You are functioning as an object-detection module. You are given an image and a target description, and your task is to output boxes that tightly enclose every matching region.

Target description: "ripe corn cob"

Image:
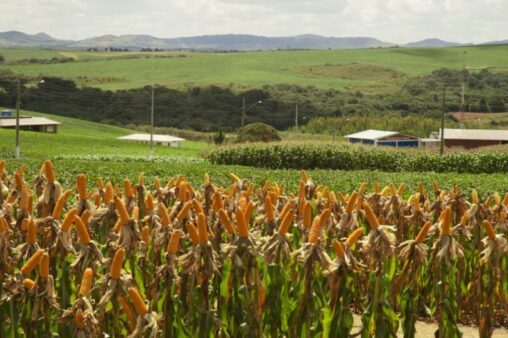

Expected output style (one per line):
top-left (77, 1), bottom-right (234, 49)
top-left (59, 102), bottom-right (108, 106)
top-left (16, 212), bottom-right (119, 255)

top-left (21, 249), bottom-right (44, 276)
top-left (363, 203), bottom-right (379, 230)
top-left (75, 215), bottom-right (91, 244)
top-left (44, 160), bottom-right (55, 184)
top-left (197, 213), bottom-right (208, 244)
top-left (128, 287), bottom-right (148, 316)
top-left (278, 210), bottom-right (294, 236)
top-left (77, 174), bottom-right (87, 200)
top-left (346, 228), bottom-right (364, 247)
top-left (415, 221), bottom-right (432, 243)
top-left (218, 209), bottom-right (235, 234)
top-left (186, 222), bottom-right (200, 245)
top-left (166, 231), bottom-right (181, 255)
top-left (39, 252), bottom-right (50, 278)
top-left (52, 190), bottom-right (72, 220)
top-left (332, 239), bottom-right (345, 259)
top-left (110, 248), bottom-right (125, 280)
top-left (235, 209), bottom-right (249, 238)
top-left (79, 268), bottom-right (93, 296)
top-left (176, 201), bottom-right (192, 223)
top-left (483, 220), bottom-right (496, 241)
top-left (345, 192), bottom-right (358, 214)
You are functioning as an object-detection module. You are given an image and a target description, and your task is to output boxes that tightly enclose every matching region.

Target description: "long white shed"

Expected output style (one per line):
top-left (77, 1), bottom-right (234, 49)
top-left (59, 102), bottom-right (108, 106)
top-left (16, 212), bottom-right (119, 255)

top-left (118, 133), bottom-right (185, 147)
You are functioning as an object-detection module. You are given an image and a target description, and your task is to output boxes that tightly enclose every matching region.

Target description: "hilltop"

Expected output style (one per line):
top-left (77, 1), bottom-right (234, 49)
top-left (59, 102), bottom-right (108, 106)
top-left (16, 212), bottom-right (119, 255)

top-left (1, 31), bottom-right (506, 50)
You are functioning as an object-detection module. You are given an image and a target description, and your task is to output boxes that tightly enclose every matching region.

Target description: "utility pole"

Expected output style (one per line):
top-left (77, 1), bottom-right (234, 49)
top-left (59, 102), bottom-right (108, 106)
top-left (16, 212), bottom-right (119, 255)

top-left (241, 97), bottom-right (246, 128)
top-left (150, 85), bottom-right (154, 157)
top-left (460, 51), bottom-right (466, 123)
top-left (440, 86), bottom-right (446, 156)
top-left (15, 78), bottom-right (21, 159)
top-left (295, 103), bottom-right (299, 131)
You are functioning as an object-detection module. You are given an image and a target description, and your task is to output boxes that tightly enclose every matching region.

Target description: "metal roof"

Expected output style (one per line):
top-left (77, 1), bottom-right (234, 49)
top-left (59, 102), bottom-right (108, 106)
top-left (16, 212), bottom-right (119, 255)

top-left (440, 128), bottom-right (508, 141)
top-left (118, 133), bottom-right (185, 142)
top-left (344, 129), bottom-right (400, 140)
top-left (0, 116), bottom-right (61, 127)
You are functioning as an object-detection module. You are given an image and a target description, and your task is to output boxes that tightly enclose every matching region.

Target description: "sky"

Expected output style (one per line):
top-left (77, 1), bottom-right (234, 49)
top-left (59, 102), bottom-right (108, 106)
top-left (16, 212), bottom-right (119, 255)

top-left (0, 0), bottom-right (507, 43)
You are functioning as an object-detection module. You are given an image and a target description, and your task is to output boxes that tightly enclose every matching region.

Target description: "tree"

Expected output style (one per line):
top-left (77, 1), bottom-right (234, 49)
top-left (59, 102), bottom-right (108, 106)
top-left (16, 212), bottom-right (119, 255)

top-left (213, 128), bottom-right (225, 145)
top-left (0, 54), bottom-right (4, 63)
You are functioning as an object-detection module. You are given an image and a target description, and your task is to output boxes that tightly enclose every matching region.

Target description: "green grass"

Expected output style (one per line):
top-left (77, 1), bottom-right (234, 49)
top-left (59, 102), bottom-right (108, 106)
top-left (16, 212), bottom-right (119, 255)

top-left (2, 45), bottom-right (508, 91)
top-left (0, 107), bottom-right (208, 159)
top-left (0, 108), bottom-right (506, 196)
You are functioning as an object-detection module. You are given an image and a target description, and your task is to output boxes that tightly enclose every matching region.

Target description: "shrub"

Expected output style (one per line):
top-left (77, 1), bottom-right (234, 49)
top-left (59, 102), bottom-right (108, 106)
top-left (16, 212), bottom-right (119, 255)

top-left (237, 122), bottom-right (281, 143)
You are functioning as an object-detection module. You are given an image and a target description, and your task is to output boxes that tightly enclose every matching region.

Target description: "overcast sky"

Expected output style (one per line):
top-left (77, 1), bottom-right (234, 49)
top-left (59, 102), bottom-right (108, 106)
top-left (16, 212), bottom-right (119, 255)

top-left (1, 0), bottom-right (506, 43)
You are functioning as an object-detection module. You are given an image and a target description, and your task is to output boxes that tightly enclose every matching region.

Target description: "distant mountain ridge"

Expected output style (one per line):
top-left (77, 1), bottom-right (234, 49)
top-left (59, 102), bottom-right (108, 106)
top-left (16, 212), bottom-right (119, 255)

top-left (0, 31), bottom-right (506, 50)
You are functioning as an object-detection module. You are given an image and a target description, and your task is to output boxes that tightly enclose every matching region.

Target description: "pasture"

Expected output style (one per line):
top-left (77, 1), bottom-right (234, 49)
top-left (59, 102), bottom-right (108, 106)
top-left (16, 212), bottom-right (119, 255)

top-left (1, 45), bottom-right (508, 91)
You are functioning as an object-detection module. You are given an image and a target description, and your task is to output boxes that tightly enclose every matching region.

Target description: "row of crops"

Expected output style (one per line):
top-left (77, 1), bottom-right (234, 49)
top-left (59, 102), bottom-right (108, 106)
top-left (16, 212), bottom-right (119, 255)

top-left (0, 159), bottom-right (507, 337)
top-left (207, 143), bottom-right (508, 173)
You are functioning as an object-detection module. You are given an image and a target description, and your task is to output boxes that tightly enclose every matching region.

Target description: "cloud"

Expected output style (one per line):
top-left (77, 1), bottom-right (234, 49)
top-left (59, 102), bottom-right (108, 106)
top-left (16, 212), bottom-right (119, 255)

top-left (0, 0), bottom-right (506, 43)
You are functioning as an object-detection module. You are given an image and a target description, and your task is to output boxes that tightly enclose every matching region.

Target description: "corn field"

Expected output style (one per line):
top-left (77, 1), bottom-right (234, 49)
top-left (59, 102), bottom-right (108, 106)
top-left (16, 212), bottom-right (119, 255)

top-left (0, 159), bottom-right (507, 338)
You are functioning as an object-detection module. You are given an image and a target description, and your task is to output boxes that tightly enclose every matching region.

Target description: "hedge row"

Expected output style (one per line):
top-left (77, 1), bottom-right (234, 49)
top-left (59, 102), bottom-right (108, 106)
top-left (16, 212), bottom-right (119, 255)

top-left (206, 143), bottom-right (508, 173)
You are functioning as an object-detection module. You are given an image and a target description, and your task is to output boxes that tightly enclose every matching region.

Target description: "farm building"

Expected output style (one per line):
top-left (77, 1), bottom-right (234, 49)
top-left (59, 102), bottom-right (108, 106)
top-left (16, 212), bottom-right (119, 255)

top-left (118, 133), bottom-right (185, 147)
top-left (344, 129), bottom-right (420, 148)
top-left (440, 128), bottom-right (508, 149)
top-left (0, 110), bottom-right (60, 133)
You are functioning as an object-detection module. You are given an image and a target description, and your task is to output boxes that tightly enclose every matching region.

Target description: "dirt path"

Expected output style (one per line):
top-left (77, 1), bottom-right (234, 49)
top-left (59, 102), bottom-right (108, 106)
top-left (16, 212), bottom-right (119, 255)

top-left (351, 315), bottom-right (508, 337)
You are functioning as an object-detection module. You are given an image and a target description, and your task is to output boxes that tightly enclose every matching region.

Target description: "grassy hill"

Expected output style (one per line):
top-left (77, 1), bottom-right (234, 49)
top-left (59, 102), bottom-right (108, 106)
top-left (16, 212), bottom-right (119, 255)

top-left (1, 45), bottom-right (508, 91)
top-left (0, 107), bottom-right (207, 159)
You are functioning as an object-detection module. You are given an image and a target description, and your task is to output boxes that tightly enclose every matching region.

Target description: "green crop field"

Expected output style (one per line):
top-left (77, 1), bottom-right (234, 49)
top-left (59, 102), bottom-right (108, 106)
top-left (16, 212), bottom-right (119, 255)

top-left (1, 107), bottom-right (507, 195)
top-left (1, 44), bottom-right (508, 91)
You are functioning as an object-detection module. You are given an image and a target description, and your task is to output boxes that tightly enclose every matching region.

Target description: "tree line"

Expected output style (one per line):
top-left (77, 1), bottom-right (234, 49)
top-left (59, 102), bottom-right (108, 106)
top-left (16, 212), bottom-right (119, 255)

top-left (0, 68), bottom-right (506, 132)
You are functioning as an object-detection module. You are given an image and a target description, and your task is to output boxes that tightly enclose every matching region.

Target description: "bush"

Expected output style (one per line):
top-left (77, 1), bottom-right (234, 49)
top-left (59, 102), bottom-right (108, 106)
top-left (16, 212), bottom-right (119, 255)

top-left (237, 122), bottom-right (281, 143)
top-left (214, 128), bottom-right (225, 145)
top-left (206, 143), bottom-right (508, 173)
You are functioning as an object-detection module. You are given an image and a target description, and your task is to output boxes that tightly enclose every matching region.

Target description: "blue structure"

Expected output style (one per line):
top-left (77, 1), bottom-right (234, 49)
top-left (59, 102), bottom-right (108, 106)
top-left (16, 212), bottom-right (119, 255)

top-left (1, 110), bottom-right (13, 117)
top-left (345, 129), bottom-right (420, 148)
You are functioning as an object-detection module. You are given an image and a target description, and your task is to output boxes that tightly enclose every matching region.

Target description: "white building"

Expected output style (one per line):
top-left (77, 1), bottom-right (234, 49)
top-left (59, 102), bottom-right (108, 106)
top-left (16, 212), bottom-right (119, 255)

top-left (118, 133), bottom-right (185, 148)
